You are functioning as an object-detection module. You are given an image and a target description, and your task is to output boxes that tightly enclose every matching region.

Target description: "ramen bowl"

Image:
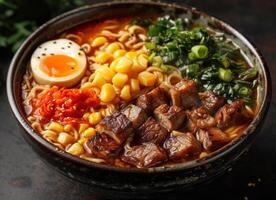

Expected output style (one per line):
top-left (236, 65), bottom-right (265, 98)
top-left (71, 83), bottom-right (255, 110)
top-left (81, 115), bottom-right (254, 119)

top-left (7, 0), bottom-right (271, 195)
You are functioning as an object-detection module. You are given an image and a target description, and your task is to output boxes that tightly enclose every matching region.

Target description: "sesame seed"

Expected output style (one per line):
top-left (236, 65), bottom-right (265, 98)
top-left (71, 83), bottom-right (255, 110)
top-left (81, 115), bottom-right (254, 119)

top-left (69, 42), bottom-right (72, 45)
top-left (37, 56), bottom-right (40, 59)
top-left (42, 53), bottom-right (46, 56)
top-left (53, 41), bottom-right (57, 44)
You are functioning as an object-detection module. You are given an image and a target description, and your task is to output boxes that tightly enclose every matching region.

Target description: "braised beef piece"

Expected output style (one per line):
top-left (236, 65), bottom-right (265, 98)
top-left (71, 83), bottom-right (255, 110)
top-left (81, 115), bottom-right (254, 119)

top-left (86, 112), bottom-right (134, 159)
top-left (96, 112), bottom-right (133, 143)
top-left (163, 132), bottom-right (201, 160)
top-left (187, 107), bottom-right (216, 131)
top-left (154, 104), bottom-right (186, 132)
top-left (215, 100), bottom-right (252, 129)
top-left (136, 87), bottom-right (168, 113)
top-left (122, 104), bottom-right (147, 128)
top-left (199, 91), bottom-right (225, 113)
top-left (122, 143), bottom-right (167, 168)
top-left (136, 117), bottom-right (168, 145)
top-left (85, 133), bottom-right (122, 159)
top-left (196, 127), bottom-right (230, 151)
top-left (169, 79), bottom-right (200, 109)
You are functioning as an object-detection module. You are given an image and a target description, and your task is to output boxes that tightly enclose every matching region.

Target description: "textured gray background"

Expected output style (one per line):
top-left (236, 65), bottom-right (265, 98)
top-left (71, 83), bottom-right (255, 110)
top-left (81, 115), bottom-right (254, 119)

top-left (1, 0), bottom-right (276, 199)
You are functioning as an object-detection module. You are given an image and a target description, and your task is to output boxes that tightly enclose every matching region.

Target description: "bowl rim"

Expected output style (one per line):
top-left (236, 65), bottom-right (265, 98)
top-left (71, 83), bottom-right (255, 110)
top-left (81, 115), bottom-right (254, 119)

top-left (6, 0), bottom-right (271, 174)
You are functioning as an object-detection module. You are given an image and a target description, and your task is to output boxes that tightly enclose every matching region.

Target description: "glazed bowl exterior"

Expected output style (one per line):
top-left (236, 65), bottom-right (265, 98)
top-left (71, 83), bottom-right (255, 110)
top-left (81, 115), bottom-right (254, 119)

top-left (7, 0), bottom-right (271, 194)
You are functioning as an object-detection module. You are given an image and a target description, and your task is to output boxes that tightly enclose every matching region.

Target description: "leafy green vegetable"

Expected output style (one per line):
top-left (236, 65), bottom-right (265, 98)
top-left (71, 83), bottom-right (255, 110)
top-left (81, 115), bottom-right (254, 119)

top-left (146, 16), bottom-right (259, 105)
top-left (0, 0), bottom-right (84, 52)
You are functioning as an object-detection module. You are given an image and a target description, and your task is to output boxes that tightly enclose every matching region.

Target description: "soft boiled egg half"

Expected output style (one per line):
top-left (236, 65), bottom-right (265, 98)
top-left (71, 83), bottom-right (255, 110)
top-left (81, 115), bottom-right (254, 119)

top-left (31, 39), bottom-right (87, 87)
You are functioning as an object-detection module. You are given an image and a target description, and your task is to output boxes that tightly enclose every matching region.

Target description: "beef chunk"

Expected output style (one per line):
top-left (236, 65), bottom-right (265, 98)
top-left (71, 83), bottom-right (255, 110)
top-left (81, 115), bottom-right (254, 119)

top-left (154, 104), bottom-right (186, 132)
top-left (85, 133), bottom-right (122, 159)
top-left (87, 112), bottom-right (134, 159)
top-left (136, 117), bottom-right (168, 145)
top-left (215, 100), bottom-right (252, 129)
top-left (169, 79), bottom-right (200, 109)
top-left (199, 91), bottom-right (225, 113)
top-left (122, 104), bottom-right (147, 128)
top-left (136, 87), bottom-right (168, 113)
top-left (96, 112), bottom-right (133, 144)
top-left (196, 128), bottom-right (230, 151)
top-left (187, 107), bottom-right (216, 131)
top-left (122, 143), bottom-right (167, 168)
top-left (163, 132), bottom-right (201, 160)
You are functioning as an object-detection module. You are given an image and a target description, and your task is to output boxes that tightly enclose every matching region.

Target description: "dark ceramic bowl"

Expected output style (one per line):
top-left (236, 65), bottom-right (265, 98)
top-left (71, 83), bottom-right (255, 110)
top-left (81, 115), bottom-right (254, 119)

top-left (7, 0), bottom-right (271, 195)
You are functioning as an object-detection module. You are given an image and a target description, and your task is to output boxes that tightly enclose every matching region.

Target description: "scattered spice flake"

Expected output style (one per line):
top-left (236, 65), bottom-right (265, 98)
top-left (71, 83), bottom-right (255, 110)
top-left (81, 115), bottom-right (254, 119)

top-left (257, 178), bottom-right (261, 182)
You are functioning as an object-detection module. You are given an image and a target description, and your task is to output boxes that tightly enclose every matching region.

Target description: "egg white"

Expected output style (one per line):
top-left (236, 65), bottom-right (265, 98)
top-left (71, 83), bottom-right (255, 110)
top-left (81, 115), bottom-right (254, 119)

top-left (30, 38), bottom-right (87, 87)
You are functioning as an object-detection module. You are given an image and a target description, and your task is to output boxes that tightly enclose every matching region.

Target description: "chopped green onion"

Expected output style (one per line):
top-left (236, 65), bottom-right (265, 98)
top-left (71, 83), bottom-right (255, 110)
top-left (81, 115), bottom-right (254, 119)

top-left (239, 67), bottom-right (258, 80)
top-left (152, 56), bottom-right (163, 67)
top-left (145, 42), bottom-right (156, 50)
top-left (148, 53), bottom-right (156, 63)
top-left (160, 64), bottom-right (173, 72)
top-left (186, 64), bottom-right (200, 77)
top-left (220, 57), bottom-right (230, 68)
top-left (238, 87), bottom-right (252, 97)
top-left (219, 68), bottom-right (233, 82)
top-left (188, 52), bottom-right (197, 61)
top-left (191, 45), bottom-right (208, 59)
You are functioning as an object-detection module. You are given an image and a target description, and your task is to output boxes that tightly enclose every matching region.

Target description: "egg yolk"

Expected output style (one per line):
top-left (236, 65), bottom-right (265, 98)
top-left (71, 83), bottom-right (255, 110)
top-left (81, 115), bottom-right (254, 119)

top-left (40, 55), bottom-right (80, 77)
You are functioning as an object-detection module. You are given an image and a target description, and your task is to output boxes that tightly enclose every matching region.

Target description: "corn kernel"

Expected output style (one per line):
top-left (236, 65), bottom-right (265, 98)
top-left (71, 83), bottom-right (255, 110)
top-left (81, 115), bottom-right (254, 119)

top-left (138, 71), bottom-right (156, 87)
top-left (132, 59), bottom-right (147, 72)
top-left (106, 43), bottom-right (121, 54)
top-left (91, 36), bottom-right (108, 47)
top-left (115, 56), bottom-right (133, 73)
top-left (82, 127), bottom-right (96, 138)
top-left (109, 58), bottom-right (120, 71)
top-left (83, 113), bottom-right (90, 120)
top-left (66, 143), bottom-right (84, 156)
top-left (139, 54), bottom-right (148, 64)
top-left (81, 82), bottom-right (93, 89)
top-left (199, 152), bottom-right (208, 158)
top-left (125, 51), bottom-right (138, 59)
top-left (95, 52), bottom-right (111, 64)
top-left (42, 130), bottom-right (58, 142)
top-left (64, 124), bottom-right (72, 132)
top-left (89, 112), bottom-right (102, 125)
top-left (79, 123), bottom-right (89, 133)
top-left (48, 122), bottom-right (64, 133)
top-left (100, 83), bottom-right (116, 102)
top-left (120, 85), bottom-right (131, 101)
top-left (91, 73), bottom-right (106, 88)
top-left (113, 49), bottom-right (126, 59)
top-left (78, 138), bottom-right (87, 145)
top-left (130, 78), bottom-right (140, 93)
top-left (112, 73), bottom-right (128, 88)
top-left (57, 132), bottom-right (74, 145)
top-left (96, 65), bottom-right (115, 83)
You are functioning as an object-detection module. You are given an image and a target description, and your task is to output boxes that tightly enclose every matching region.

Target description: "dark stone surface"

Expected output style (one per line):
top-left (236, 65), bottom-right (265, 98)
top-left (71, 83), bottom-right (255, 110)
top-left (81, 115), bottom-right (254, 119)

top-left (0, 0), bottom-right (275, 199)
